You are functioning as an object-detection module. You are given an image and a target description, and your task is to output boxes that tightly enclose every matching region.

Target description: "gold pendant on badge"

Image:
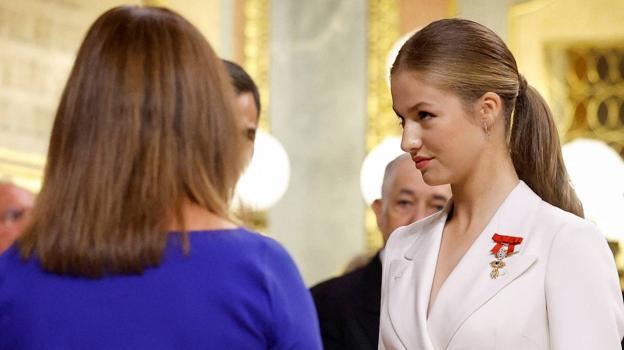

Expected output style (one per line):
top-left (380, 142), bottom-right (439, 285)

top-left (489, 234), bottom-right (524, 280)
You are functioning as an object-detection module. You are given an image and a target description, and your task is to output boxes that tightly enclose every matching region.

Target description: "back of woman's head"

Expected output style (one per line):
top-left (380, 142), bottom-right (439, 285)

top-left (392, 18), bottom-right (583, 217)
top-left (19, 6), bottom-right (245, 277)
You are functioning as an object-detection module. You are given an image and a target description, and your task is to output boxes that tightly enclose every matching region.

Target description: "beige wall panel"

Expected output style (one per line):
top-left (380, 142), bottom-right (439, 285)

top-left (0, 0), bottom-right (140, 189)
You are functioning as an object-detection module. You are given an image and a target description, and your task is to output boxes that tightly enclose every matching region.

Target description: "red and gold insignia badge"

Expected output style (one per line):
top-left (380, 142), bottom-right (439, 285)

top-left (489, 234), bottom-right (523, 279)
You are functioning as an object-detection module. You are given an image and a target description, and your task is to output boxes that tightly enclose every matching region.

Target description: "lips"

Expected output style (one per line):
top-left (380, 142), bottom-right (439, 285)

top-left (413, 156), bottom-right (433, 170)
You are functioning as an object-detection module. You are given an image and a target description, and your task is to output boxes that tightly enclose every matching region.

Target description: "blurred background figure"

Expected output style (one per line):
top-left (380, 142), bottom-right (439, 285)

top-left (310, 153), bottom-right (451, 350)
top-left (224, 59), bottom-right (260, 163)
top-left (0, 182), bottom-right (34, 254)
top-left (0, 6), bottom-right (321, 350)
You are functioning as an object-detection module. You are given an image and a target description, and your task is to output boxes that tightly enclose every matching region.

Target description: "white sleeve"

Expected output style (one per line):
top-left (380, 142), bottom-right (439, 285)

top-left (545, 220), bottom-right (624, 349)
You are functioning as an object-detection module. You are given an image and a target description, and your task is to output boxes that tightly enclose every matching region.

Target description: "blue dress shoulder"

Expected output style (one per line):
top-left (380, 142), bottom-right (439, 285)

top-left (0, 228), bottom-right (322, 350)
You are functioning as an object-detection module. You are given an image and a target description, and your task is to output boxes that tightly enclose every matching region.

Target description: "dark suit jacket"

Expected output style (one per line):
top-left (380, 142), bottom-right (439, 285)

top-left (310, 252), bottom-right (382, 350)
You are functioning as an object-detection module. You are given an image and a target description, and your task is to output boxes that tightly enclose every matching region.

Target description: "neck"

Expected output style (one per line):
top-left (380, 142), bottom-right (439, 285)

top-left (448, 150), bottom-right (519, 232)
top-left (167, 201), bottom-right (237, 232)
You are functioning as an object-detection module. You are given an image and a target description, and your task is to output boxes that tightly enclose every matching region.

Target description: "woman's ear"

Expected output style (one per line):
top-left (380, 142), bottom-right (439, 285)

top-left (476, 92), bottom-right (503, 135)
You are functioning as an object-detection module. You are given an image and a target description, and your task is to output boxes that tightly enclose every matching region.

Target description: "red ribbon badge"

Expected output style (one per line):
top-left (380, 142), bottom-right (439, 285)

top-left (490, 233), bottom-right (523, 255)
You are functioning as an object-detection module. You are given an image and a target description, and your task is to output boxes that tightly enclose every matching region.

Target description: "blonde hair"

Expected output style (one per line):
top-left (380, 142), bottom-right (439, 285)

top-left (392, 19), bottom-right (583, 217)
top-left (19, 6), bottom-right (245, 277)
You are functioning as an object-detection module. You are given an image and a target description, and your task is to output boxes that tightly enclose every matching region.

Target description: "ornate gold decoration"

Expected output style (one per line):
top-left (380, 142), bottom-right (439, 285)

top-left (366, 0), bottom-right (400, 253)
top-left (367, 0), bottom-right (400, 152)
top-left (489, 260), bottom-right (506, 279)
top-left (545, 43), bottom-right (624, 157)
top-left (242, 0), bottom-right (270, 132)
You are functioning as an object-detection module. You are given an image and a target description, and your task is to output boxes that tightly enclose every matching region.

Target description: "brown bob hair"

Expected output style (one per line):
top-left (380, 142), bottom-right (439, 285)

top-left (19, 6), bottom-right (245, 277)
top-left (392, 18), bottom-right (583, 218)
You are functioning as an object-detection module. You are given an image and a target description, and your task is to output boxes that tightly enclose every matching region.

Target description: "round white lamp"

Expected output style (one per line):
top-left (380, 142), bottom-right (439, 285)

top-left (234, 130), bottom-right (290, 211)
top-left (360, 136), bottom-right (405, 205)
top-left (562, 138), bottom-right (624, 240)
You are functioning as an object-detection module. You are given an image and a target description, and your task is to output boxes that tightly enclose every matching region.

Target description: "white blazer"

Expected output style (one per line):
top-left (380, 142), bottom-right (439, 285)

top-left (379, 181), bottom-right (624, 350)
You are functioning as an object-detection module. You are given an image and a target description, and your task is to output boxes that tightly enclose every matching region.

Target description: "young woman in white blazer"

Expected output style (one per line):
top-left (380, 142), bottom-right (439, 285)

top-left (379, 19), bottom-right (624, 350)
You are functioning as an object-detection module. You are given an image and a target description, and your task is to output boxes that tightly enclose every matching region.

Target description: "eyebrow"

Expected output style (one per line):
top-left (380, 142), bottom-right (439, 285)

top-left (397, 190), bottom-right (448, 201)
top-left (398, 189), bottom-right (416, 196)
top-left (431, 194), bottom-right (449, 202)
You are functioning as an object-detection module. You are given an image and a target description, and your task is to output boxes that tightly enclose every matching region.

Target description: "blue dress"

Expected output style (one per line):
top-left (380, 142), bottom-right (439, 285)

top-left (0, 228), bottom-right (322, 349)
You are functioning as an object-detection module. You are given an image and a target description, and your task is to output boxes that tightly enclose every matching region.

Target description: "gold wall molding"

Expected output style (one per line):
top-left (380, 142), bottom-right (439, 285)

top-left (232, 0), bottom-right (271, 232)
top-left (366, 0), bottom-right (400, 253)
top-left (367, 0), bottom-right (400, 153)
top-left (242, 0), bottom-right (270, 132)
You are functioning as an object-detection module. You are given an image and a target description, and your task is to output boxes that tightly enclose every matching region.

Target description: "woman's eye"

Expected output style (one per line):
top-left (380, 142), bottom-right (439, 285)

top-left (418, 111), bottom-right (432, 120)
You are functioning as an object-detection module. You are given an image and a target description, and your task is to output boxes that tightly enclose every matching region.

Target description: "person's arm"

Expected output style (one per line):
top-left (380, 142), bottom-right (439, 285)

top-left (545, 220), bottom-right (624, 349)
top-left (262, 238), bottom-right (322, 350)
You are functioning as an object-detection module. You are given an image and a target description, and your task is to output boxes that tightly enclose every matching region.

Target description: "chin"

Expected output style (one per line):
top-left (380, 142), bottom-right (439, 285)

top-left (421, 170), bottom-right (449, 187)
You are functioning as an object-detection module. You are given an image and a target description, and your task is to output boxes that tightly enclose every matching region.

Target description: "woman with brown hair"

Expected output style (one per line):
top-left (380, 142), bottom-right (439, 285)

top-left (0, 6), bottom-right (321, 349)
top-left (379, 19), bottom-right (624, 349)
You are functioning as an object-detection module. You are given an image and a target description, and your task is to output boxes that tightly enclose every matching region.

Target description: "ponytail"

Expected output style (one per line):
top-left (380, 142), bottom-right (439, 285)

top-left (509, 76), bottom-right (584, 217)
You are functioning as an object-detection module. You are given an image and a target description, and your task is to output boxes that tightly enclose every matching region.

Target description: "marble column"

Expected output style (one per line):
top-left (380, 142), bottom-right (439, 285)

top-left (268, 0), bottom-right (368, 285)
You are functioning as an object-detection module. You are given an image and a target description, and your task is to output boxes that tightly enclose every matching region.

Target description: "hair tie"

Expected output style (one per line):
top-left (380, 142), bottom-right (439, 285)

top-left (509, 74), bottom-right (528, 145)
top-left (518, 74), bottom-right (528, 97)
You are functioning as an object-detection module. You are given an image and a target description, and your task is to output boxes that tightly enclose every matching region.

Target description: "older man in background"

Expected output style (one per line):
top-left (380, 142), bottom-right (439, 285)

top-left (310, 153), bottom-right (451, 350)
top-left (0, 183), bottom-right (35, 253)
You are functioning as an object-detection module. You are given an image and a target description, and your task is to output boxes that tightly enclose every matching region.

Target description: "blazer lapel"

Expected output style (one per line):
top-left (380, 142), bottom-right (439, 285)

top-left (387, 211), bottom-right (447, 349)
top-left (427, 182), bottom-right (542, 349)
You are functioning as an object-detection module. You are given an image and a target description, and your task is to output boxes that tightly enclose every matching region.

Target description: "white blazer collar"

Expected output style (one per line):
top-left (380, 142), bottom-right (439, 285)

top-left (387, 210), bottom-right (446, 349)
top-left (386, 181), bottom-right (542, 349)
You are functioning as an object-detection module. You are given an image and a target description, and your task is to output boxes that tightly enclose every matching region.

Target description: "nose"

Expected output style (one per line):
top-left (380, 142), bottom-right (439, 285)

top-left (400, 121), bottom-right (423, 153)
top-left (411, 202), bottom-right (427, 221)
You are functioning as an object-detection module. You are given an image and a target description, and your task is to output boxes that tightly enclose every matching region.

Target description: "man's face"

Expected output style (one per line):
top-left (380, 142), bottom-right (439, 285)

top-left (372, 157), bottom-right (451, 245)
top-left (237, 92), bottom-right (259, 164)
top-left (0, 185), bottom-right (34, 253)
